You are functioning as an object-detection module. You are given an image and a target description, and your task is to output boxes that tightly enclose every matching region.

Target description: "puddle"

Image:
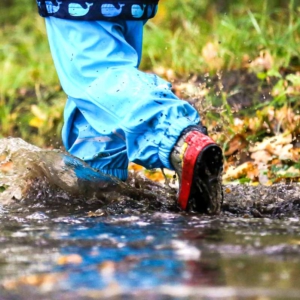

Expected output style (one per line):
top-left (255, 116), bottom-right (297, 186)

top-left (1, 138), bottom-right (300, 299)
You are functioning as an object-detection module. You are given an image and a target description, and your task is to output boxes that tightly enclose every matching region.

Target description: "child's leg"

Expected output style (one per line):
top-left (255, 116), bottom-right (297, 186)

top-left (45, 17), bottom-right (200, 180)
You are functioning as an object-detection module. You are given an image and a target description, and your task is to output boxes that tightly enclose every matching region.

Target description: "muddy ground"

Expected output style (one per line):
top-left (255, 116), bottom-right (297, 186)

top-left (222, 182), bottom-right (300, 218)
top-left (17, 174), bottom-right (300, 220)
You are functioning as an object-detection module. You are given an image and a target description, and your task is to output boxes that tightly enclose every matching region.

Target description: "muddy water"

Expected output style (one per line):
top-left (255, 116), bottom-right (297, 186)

top-left (1, 138), bottom-right (300, 299)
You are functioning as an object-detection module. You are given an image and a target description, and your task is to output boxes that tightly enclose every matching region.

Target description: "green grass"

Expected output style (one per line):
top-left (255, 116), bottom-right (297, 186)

top-left (0, 8), bottom-right (64, 146)
top-left (143, 0), bottom-right (300, 74)
top-left (0, 0), bottom-right (299, 147)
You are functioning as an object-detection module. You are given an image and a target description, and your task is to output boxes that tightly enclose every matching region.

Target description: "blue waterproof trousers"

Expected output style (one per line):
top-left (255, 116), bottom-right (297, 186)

top-left (45, 17), bottom-right (201, 180)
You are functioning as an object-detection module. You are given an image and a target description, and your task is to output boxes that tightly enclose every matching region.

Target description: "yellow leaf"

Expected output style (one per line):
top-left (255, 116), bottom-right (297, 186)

top-left (31, 105), bottom-right (47, 120)
top-left (225, 187), bottom-right (231, 193)
top-left (223, 161), bottom-right (258, 181)
top-left (3, 273), bottom-right (63, 290)
top-left (57, 254), bottom-right (83, 265)
top-left (290, 240), bottom-right (300, 245)
top-left (202, 42), bottom-right (223, 69)
top-left (275, 166), bottom-right (300, 178)
top-left (29, 117), bottom-right (44, 128)
top-left (250, 133), bottom-right (292, 152)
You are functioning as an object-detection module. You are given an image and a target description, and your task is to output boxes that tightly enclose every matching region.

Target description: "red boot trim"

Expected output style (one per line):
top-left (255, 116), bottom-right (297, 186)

top-left (178, 131), bottom-right (216, 210)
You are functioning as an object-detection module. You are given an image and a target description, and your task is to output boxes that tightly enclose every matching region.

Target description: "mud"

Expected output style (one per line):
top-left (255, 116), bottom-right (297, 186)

top-left (1, 137), bottom-right (300, 218)
top-left (180, 70), bottom-right (278, 112)
top-left (20, 178), bottom-right (300, 219)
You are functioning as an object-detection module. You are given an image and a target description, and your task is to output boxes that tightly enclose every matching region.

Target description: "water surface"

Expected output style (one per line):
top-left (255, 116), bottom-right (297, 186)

top-left (1, 138), bottom-right (300, 299)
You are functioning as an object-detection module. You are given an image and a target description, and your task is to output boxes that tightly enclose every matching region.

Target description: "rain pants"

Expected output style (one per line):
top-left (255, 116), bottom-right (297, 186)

top-left (37, 1), bottom-right (201, 180)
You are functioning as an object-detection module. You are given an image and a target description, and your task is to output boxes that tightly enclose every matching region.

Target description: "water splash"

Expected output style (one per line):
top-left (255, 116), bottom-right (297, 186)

top-left (0, 138), bottom-right (177, 212)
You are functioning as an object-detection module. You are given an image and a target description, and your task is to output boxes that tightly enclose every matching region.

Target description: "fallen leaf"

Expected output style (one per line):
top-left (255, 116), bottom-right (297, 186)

top-left (225, 134), bottom-right (248, 156)
top-left (274, 166), bottom-right (300, 178)
top-left (128, 163), bottom-right (144, 172)
top-left (223, 161), bottom-right (258, 181)
top-left (98, 260), bottom-right (116, 278)
top-left (250, 50), bottom-right (273, 71)
top-left (57, 254), bottom-right (82, 265)
top-left (3, 273), bottom-right (64, 291)
top-left (0, 161), bottom-right (13, 173)
top-left (250, 133), bottom-right (292, 152)
top-left (251, 150), bottom-right (272, 164)
top-left (87, 210), bottom-right (105, 217)
top-left (225, 187), bottom-right (231, 193)
top-left (202, 42), bottom-right (223, 69)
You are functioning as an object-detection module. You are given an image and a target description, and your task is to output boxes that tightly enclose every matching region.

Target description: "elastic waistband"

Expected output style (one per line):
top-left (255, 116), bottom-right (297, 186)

top-left (37, 0), bottom-right (159, 21)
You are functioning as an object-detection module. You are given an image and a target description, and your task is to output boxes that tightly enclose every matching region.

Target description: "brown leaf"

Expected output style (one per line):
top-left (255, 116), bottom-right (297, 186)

top-left (202, 42), bottom-right (223, 69)
top-left (3, 273), bottom-right (64, 290)
top-left (0, 161), bottom-right (13, 173)
top-left (98, 260), bottom-right (116, 278)
top-left (223, 161), bottom-right (258, 181)
top-left (275, 166), bottom-right (300, 178)
top-left (250, 50), bottom-right (273, 71)
top-left (250, 133), bottom-right (292, 153)
top-left (251, 150), bottom-right (272, 164)
top-left (57, 254), bottom-right (83, 265)
top-left (225, 134), bottom-right (248, 156)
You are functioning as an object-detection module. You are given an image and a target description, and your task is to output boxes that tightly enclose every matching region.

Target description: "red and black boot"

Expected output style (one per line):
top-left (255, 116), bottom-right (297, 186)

top-left (170, 125), bottom-right (223, 214)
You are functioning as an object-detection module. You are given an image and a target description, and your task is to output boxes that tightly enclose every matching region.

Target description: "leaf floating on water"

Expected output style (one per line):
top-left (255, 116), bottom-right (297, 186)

top-left (3, 273), bottom-right (64, 291)
top-left (98, 260), bottom-right (116, 278)
top-left (57, 254), bottom-right (83, 265)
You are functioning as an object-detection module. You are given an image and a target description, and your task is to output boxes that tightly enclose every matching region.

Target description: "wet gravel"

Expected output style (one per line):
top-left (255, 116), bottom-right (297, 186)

top-left (222, 183), bottom-right (300, 218)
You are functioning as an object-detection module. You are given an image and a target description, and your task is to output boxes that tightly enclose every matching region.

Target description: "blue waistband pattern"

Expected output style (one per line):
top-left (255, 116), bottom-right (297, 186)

top-left (36, 0), bottom-right (159, 20)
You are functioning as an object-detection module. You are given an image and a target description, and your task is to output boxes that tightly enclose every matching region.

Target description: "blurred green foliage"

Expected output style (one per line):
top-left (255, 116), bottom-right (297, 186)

top-left (143, 0), bottom-right (300, 73)
top-left (0, 0), bottom-right (299, 147)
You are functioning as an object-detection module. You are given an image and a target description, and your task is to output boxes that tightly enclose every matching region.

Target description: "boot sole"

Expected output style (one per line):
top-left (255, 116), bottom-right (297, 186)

top-left (177, 132), bottom-right (223, 214)
top-left (188, 144), bottom-right (223, 214)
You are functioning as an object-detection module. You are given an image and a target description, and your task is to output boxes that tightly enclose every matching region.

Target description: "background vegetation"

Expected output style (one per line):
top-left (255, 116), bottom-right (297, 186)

top-left (0, 1), bottom-right (299, 174)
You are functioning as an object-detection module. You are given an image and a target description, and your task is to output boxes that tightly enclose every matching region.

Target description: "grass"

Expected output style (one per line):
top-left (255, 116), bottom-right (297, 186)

top-left (0, 8), bottom-right (64, 146)
top-left (143, 0), bottom-right (300, 74)
top-left (0, 0), bottom-right (299, 148)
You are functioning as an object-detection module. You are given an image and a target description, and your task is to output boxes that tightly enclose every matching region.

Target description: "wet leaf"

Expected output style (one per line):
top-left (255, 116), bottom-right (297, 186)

top-left (0, 161), bottom-right (13, 173)
top-left (274, 166), bottom-right (300, 179)
top-left (202, 42), bottom-right (223, 69)
top-left (144, 169), bottom-right (165, 182)
top-left (225, 187), bottom-right (232, 193)
top-left (57, 254), bottom-right (83, 265)
top-left (87, 210), bottom-right (105, 217)
top-left (225, 134), bottom-right (248, 156)
top-left (286, 74), bottom-right (300, 86)
top-left (98, 260), bottom-right (116, 277)
top-left (251, 150), bottom-right (272, 164)
top-left (223, 162), bottom-right (258, 182)
top-left (29, 117), bottom-right (45, 128)
top-left (3, 273), bottom-right (64, 290)
top-left (31, 105), bottom-right (47, 120)
top-left (250, 133), bottom-right (292, 152)
top-left (250, 50), bottom-right (273, 71)
top-left (290, 240), bottom-right (300, 245)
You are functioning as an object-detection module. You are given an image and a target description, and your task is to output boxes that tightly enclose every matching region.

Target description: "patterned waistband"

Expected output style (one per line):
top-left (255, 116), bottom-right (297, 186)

top-left (37, 0), bottom-right (159, 21)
